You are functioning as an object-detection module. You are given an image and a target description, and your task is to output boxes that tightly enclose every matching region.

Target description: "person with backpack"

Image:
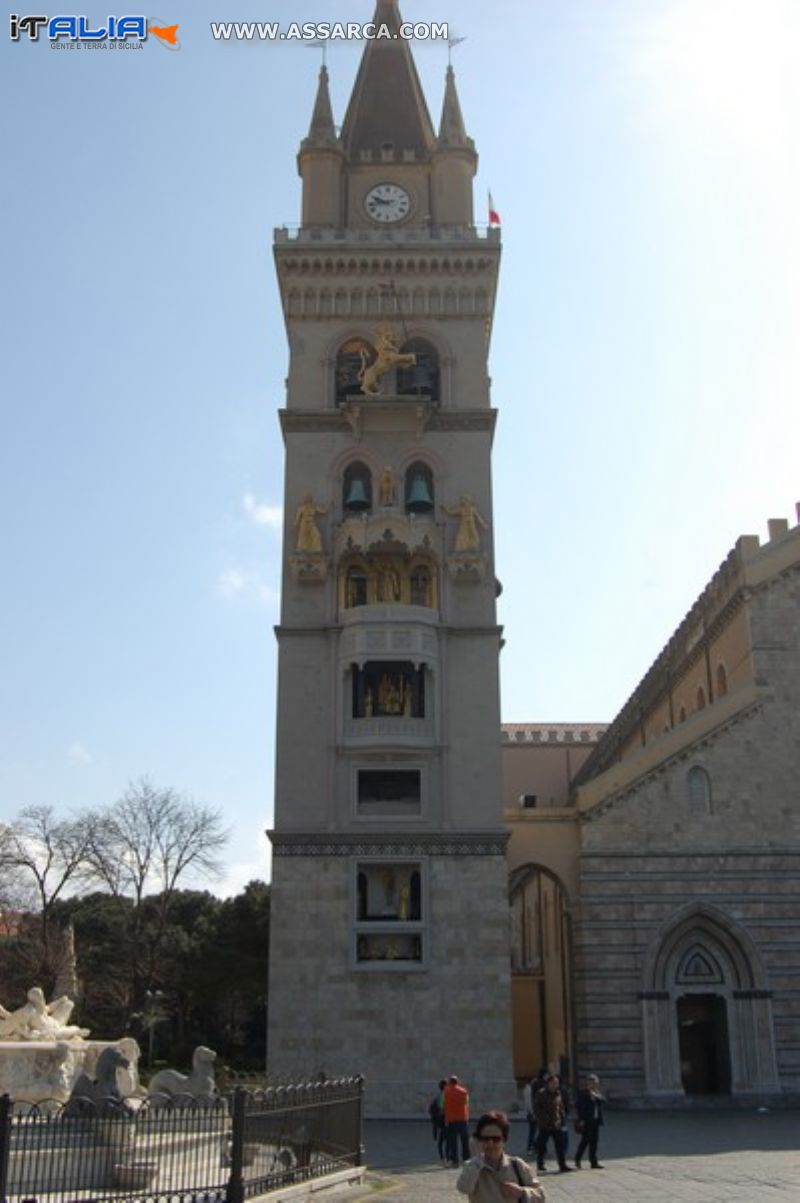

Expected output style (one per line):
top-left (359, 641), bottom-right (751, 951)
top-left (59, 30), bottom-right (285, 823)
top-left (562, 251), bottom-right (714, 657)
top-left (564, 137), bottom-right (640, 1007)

top-left (456, 1110), bottom-right (545, 1202)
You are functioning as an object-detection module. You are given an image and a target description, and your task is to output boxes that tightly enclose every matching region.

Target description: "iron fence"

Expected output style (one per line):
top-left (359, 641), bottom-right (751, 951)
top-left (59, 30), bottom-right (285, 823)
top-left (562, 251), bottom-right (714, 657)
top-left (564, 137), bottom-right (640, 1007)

top-left (0, 1077), bottom-right (364, 1203)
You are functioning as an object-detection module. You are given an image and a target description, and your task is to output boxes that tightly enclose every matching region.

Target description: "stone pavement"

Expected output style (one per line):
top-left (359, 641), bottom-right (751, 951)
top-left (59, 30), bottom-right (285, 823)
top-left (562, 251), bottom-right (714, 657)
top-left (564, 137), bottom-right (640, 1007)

top-left (355, 1112), bottom-right (800, 1203)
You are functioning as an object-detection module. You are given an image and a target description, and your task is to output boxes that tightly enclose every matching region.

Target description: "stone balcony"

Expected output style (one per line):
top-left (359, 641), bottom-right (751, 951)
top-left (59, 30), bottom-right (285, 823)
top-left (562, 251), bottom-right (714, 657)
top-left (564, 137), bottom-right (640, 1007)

top-left (342, 713), bottom-right (435, 748)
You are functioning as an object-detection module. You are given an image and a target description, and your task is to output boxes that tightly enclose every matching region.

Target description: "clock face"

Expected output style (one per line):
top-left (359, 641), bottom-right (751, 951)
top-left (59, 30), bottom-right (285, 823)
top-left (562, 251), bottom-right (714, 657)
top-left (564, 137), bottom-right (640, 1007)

top-left (364, 183), bottom-right (411, 224)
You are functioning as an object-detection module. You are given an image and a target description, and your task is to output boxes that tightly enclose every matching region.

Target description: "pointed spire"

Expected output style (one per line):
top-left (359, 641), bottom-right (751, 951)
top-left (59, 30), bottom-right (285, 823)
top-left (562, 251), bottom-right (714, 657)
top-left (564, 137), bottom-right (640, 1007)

top-left (301, 65), bottom-right (339, 150)
top-left (340, 0), bottom-right (435, 159)
top-left (437, 65), bottom-right (474, 152)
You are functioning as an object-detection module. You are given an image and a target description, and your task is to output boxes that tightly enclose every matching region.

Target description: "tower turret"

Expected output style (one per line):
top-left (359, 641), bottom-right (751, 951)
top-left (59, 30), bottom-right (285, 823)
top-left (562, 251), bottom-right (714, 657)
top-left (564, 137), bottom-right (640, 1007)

top-left (298, 65), bottom-right (343, 227)
top-left (432, 66), bottom-right (477, 226)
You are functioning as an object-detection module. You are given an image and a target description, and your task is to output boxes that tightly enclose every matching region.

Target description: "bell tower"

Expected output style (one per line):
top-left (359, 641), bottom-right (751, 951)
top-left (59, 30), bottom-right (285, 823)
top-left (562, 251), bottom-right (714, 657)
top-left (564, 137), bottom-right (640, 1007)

top-left (268, 0), bottom-right (514, 1114)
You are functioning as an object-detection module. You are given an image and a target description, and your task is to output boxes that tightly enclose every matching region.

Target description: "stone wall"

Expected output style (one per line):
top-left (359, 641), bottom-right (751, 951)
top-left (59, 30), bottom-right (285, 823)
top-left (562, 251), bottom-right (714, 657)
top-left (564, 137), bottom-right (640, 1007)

top-left (268, 849), bottom-right (516, 1116)
top-left (573, 565), bottom-right (800, 1101)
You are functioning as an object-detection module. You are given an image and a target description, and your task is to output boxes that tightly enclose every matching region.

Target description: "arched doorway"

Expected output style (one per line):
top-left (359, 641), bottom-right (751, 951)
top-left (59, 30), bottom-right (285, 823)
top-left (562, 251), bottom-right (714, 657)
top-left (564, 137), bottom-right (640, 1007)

top-left (509, 865), bottom-right (573, 1083)
top-left (677, 994), bottom-right (731, 1095)
top-left (640, 904), bottom-right (779, 1100)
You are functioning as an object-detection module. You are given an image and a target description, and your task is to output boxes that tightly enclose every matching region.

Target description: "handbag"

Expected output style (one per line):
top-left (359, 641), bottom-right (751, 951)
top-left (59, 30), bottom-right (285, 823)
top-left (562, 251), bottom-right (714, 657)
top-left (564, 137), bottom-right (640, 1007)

top-left (573, 1119), bottom-right (585, 1134)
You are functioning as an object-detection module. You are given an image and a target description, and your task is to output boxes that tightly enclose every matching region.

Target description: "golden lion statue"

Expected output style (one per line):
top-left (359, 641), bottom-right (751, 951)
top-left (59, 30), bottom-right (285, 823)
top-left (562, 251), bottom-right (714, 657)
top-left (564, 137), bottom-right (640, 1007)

top-left (358, 323), bottom-right (416, 397)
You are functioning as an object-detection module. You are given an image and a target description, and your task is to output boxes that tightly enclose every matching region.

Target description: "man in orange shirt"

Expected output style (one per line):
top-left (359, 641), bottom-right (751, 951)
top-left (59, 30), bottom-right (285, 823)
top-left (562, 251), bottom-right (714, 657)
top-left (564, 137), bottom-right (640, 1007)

top-left (443, 1074), bottom-right (470, 1167)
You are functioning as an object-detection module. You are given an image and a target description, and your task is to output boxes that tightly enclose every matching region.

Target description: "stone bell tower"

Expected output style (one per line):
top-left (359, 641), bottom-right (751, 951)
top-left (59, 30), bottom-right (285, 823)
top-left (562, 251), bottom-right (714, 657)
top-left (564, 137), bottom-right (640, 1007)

top-left (267, 0), bottom-right (514, 1114)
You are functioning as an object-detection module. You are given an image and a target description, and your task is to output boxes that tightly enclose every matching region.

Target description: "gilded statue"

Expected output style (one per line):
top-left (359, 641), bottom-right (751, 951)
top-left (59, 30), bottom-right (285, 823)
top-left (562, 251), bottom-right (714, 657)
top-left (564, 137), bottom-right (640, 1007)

top-left (294, 493), bottom-right (329, 553)
top-left (358, 323), bottom-right (416, 397)
top-left (443, 494), bottom-right (488, 552)
top-left (378, 671), bottom-right (403, 715)
top-left (379, 465), bottom-right (395, 507)
top-left (377, 563), bottom-right (402, 602)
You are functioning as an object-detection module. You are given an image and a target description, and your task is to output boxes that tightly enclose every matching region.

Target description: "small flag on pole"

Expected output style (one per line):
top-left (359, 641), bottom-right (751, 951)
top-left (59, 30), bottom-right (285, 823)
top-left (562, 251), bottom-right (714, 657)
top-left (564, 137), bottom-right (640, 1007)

top-left (488, 191), bottom-right (501, 227)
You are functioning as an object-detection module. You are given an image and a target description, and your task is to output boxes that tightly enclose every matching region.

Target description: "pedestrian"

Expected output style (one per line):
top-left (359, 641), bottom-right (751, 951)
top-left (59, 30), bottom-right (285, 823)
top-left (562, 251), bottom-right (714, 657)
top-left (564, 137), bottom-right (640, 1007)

top-left (456, 1110), bottom-right (545, 1202)
top-left (574, 1072), bottom-right (606, 1169)
top-left (428, 1078), bottom-right (447, 1163)
top-left (444, 1074), bottom-right (471, 1167)
top-left (522, 1069), bottom-right (547, 1155)
top-left (533, 1074), bottom-right (573, 1173)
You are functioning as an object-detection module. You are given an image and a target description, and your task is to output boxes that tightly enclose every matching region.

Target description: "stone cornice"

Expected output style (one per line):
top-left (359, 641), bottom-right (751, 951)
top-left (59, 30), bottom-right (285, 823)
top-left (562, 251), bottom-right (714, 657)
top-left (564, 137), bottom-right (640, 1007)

top-left (269, 830), bottom-right (509, 856)
top-left (279, 408), bottom-right (496, 437)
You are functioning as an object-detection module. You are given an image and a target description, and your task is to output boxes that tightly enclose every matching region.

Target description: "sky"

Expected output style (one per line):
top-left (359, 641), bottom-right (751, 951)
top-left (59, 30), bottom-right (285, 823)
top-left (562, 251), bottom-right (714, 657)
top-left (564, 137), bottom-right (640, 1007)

top-left (2, 0), bottom-right (798, 896)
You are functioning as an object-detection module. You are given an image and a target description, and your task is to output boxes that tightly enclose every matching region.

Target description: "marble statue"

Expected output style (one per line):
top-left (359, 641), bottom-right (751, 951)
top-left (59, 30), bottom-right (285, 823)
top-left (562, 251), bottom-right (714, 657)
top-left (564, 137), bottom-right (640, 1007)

top-left (64, 1045), bottom-right (131, 1115)
top-left (148, 1045), bottom-right (218, 1103)
top-left (0, 987), bottom-right (89, 1042)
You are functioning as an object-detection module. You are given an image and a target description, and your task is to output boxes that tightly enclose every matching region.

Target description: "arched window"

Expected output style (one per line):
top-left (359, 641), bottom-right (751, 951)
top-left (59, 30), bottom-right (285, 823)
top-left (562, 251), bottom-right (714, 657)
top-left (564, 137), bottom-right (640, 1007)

top-left (396, 338), bottom-right (440, 400)
top-left (716, 663), bottom-right (728, 697)
top-left (342, 462), bottom-right (372, 513)
top-left (678, 706), bottom-right (687, 723)
top-left (696, 686), bottom-right (707, 710)
top-left (687, 766), bottom-right (712, 812)
top-left (335, 338), bottom-right (373, 404)
top-left (404, 461), bottom-right (434, 513)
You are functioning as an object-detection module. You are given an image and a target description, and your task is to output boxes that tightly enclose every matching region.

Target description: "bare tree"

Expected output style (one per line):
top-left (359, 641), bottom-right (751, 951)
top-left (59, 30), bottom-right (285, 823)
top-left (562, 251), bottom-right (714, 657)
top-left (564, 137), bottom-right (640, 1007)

top-left (86, 780), bottom-right (228, 1006)
top-left (0, 805), bottom-right (96, 988)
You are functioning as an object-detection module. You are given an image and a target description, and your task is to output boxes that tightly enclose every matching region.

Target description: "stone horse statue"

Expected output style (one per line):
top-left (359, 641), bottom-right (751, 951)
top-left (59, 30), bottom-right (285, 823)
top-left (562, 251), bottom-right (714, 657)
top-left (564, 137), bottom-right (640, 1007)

top-left (358, 324), bottom-right (415, 397)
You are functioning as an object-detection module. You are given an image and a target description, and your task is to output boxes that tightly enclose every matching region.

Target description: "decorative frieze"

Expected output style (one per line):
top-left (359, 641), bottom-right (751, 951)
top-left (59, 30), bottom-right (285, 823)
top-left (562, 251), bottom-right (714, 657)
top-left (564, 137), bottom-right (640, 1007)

top-left (270, 831), bottom-right (509, 857)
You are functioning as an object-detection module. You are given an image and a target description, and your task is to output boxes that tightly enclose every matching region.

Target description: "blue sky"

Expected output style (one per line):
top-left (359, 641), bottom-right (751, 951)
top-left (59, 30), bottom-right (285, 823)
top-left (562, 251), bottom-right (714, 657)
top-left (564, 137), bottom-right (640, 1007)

top-left (2, 1), bottom-right (798, 895)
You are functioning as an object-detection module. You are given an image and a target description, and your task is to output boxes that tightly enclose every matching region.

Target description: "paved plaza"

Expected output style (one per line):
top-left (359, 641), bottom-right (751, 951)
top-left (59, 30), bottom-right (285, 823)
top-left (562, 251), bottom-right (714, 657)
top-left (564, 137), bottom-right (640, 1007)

top-left (357, 1111), bottom-right (800, 1203)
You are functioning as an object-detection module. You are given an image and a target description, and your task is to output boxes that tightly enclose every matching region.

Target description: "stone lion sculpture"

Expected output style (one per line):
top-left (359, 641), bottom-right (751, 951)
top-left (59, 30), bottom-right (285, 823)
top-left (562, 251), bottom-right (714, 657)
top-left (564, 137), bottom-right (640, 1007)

top-left (147, 1045), bottom-right (218, 1105)
top-left (64, 1046), bottom-right (131, 1116)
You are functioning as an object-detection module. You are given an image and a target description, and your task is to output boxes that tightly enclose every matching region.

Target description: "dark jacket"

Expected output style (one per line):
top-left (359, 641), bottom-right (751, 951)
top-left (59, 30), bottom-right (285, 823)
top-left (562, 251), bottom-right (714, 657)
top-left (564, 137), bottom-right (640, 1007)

top-left (532, 1086), bottom-right (566, 1131)
top-left (576, 1088), bottom-right (605, 1128)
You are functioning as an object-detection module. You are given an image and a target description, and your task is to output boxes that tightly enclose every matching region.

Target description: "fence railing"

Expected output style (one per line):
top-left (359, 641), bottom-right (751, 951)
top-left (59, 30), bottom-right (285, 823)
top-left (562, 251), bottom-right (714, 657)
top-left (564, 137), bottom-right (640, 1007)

top-left (0, 1077), bottom-right (364, 1203)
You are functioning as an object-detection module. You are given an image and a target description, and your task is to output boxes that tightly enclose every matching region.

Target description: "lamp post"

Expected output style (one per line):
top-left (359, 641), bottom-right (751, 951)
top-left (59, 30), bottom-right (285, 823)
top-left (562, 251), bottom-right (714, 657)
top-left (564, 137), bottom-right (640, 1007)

top-left (143, 989), bottom-right (167, 1068)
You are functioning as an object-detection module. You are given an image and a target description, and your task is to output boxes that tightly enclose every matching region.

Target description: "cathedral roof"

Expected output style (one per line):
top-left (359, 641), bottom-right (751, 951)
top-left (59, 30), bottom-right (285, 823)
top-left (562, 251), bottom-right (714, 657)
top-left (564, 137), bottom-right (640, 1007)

top-left (340, 0), bottom-right (436, 159)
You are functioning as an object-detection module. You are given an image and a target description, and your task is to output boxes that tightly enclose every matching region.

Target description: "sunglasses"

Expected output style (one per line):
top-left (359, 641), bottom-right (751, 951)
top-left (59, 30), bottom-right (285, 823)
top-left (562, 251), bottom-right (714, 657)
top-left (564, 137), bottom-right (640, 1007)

top-left (478, 1135), bottom-right (504, 1143)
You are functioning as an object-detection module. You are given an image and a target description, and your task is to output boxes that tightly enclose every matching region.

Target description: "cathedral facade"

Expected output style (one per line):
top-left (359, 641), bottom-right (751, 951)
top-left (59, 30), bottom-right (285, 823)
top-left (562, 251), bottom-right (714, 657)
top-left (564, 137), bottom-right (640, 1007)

top-left (507, 514), bottom-right (800, 1104)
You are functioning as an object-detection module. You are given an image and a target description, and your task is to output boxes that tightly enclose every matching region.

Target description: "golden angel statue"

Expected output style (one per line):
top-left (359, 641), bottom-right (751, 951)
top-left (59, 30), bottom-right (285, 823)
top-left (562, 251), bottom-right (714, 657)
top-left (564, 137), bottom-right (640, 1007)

top-left (443, 494), bottom-right (488, 552)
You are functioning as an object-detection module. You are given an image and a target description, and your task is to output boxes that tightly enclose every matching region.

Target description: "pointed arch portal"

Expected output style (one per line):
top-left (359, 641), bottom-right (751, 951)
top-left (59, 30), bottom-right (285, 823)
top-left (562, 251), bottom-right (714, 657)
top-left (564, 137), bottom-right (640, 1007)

top-left (640, 904), bottom-right (780, 1099)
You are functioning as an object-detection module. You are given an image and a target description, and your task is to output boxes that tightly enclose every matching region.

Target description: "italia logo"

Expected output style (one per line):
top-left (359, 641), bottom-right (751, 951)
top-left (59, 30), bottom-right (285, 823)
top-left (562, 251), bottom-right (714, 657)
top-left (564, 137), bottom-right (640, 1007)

top-left (9, 14), bottom-right (181, 47)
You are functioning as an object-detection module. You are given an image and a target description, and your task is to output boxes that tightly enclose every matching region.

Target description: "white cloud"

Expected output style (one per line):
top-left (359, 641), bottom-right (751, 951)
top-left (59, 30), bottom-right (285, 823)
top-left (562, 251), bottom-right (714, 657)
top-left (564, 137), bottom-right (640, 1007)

top-left (242, 493), bottom-right (283, 530)
top-left (67, 741), bottom-right (92, 765)
top-left (217, 568), bottom-right (279, 606)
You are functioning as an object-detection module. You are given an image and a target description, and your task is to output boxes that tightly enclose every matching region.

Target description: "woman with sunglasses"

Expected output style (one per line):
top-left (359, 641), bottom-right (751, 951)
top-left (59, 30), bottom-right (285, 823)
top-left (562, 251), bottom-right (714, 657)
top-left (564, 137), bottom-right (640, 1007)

top-left (456, 1111), bottom-right (545, 1203)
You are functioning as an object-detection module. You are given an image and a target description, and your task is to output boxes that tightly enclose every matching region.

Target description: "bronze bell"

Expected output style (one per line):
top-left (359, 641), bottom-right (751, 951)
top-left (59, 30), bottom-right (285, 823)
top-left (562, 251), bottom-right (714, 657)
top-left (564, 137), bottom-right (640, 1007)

top-left (406, 473), bottom-right (434, 513)
top-left (344, 477), bottom-right (370, 510)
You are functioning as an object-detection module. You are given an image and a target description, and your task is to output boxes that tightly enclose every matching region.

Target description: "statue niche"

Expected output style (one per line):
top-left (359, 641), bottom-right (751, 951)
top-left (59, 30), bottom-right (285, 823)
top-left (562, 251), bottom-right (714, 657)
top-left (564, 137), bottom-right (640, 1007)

top-left (352, 661), bottom-right (425, 720)
top-left (340, 555), bottom-right (436, 611)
